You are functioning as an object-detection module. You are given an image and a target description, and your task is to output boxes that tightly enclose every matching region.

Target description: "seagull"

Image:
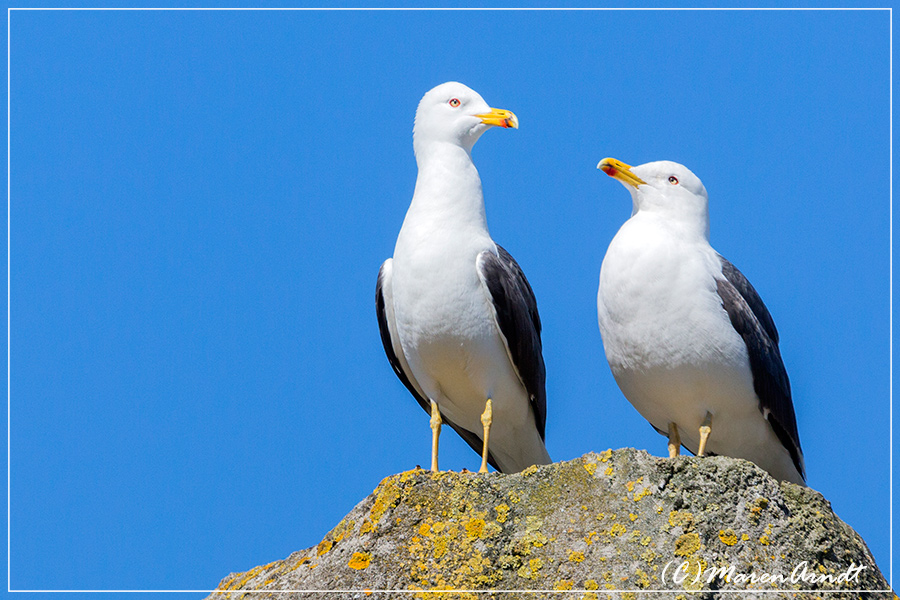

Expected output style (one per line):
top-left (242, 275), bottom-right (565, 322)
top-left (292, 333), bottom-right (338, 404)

top-left (595, 158), bottom-right (805, 485)
top-left (376, 82), bottom-right (551, 474)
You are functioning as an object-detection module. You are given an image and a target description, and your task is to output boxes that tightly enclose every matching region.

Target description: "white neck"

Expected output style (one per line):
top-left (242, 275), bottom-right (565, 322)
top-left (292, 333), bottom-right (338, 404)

top-left (404, 141), bottom-right (489, 233)
top-left (630, 193), bottom-right (710, 243)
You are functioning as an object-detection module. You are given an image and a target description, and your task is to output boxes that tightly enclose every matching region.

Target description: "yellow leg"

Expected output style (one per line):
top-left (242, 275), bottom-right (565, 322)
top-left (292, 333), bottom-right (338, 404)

top-left (698, 412), bottom-right (713, 457)
top-left (667, 422), bottom-right (680, 458)
top-left (429, 400), bottom-right (441, 472)
top-left (478, 398), bottom-right (493, 473)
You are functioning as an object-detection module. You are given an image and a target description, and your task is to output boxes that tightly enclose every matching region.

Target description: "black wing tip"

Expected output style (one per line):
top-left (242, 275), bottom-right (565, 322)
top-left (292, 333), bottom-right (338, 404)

top-left (767, 414), bottom-right (806, 482)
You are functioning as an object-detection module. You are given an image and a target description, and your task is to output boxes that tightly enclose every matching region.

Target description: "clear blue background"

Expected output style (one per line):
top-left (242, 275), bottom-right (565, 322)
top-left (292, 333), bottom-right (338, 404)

top-left (6, 5), bottom-right (894, 598)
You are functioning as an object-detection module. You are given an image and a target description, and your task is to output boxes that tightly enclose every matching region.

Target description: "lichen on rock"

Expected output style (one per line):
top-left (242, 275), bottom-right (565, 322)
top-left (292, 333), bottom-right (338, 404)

top-left (207, 449), bottom-right (891, 600)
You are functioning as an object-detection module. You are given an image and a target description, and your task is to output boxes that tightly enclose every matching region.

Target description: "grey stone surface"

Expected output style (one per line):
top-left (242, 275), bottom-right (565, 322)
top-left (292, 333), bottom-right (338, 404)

top-left (206, 449), bottom-right (892, 599)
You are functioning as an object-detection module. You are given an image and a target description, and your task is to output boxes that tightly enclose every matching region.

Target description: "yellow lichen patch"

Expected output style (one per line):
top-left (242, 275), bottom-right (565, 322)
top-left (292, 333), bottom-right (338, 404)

top-left (640, 548), bottom-right (659, 563)
top-left (741, 533), bottom-right (750, 541)
top-left (719, 528), bottom-right (738, 546)
top-left (495, 503), bottom-right (510, 523)
top-left (604, 466), bottom-right (614, 476)
top-left (225, 564), bottom-right (265, 590)
top-left (568, 550), bottom-right (585, 563)
top-left (599, 449), bottom-right (613, 462)
top-left (585, 531), bottom-right (598, 545)
top-left (286, 555), bottom-right (312, 573)
top-left (629, 513), bottom-right (638, 521)
top-left (581, 593), bottom-right (599, 600)
top-left (399, 467), bottom-right (423, 482)
top-left (583, 460), bottom-right (598, 476)
top-left (626, 477), bottom-right (642, 493)
top-left (498, 554), bottom-right (523, 571)
top-left (483, 521), bottom-right (502, 538)
top-left (359, 519), bottom-right (375, 535)
top-left (584, 579), bottom-right (599, 590)
top-left (674, 532), bottom-right (701, 557)
top-left (348, 552), bottom-right (371, 570)
top-left (508, 490), bottom-right (522, 504)
top-left (678, 558), bottom-right (707, 592)
top-left (515, 526), bottom-right (549, 552)
top-left (433, 535), bottom-right (449, 559)
top-left (403, 497), bottom-right (505, 591)
top-left (609, 523), bottom-right (627, 537)
top-left (517, 557), bottom-right (544, 579)
top-left (316, 539), bottom-right (333, 556)
top-left (668, 510), bottom-right (694, 531)
top-left (554, 580), bottom-right (574, 590)
top-left (369, 478), bottom-right (401, 524)
top-left (633, 487), bottom-right (652, 502)
top-left (521, 464), bottom-right (539, 476)
top-left (465, 518), bottom-right (485, 539)
top-left (634, 568), bottom-right (652, 588)
top-left (332, 519), bottom-right (355, 544)
top-left (640, 535), bottom-right (652, 546)
top-left (748, 497), bottom-right (769, 523)
top-left (759, 535), bottom-right (771, 546)
top-left (215, 575), bottom-right (235, 591)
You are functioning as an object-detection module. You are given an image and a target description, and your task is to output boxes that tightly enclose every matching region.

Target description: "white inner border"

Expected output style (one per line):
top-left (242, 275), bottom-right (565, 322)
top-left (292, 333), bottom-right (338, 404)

top-left (5, 6), bottom-right (894, 595)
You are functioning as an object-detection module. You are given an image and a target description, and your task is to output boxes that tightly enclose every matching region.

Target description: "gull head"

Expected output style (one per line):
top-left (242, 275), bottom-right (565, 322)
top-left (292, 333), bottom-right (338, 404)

top-left (413, 82), bottom-right (518, 156)
top-left (598, 158), bottom-right (709, 220)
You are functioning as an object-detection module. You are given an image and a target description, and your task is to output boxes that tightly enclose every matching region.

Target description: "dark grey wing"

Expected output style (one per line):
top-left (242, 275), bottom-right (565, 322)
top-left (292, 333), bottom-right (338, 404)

top-left (477, 245), bottom-right (547, 441)
top-left (377, 260), bottom-right (500, 470)
top-left (715, 255), bottom-right (805, 481)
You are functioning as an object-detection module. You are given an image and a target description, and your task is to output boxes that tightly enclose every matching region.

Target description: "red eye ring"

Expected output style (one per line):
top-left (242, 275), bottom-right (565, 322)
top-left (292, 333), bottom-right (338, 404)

top-left (668, 176), bottom-right (679, 185)
top-left (449, 98), bottom-right (461, 107)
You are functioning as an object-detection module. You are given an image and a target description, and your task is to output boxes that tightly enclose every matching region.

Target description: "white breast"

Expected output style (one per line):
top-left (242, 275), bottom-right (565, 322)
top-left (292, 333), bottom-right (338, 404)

top-left (597, 214), bottom-right (751, 434)
top-left (391, 223), bottom-right (500, 406)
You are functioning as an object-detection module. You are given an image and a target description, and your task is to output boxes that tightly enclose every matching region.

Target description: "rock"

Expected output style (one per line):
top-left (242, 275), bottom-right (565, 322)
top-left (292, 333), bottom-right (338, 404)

top-left (207, 449), bottom-right (891, 599)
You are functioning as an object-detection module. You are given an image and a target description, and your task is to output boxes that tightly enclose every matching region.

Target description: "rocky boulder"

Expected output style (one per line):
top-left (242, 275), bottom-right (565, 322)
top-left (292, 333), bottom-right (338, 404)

top-left (207, 449), bottom-right (891, 599)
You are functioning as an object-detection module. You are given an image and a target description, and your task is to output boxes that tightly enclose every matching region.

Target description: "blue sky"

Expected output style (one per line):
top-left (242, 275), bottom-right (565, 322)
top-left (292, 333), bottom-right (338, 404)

top-left (6, 6), bottom-right (893, 598)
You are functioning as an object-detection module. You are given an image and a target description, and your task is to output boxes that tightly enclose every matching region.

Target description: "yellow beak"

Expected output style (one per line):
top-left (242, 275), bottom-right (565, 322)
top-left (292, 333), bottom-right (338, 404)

top-left (598, 157), bottom-right (646, 188)
top-left (475, 107), bottom-right (519, 129)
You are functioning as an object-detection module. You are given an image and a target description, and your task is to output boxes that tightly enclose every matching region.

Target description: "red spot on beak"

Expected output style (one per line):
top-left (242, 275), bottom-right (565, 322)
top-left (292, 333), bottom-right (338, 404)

top-left (600, 165), bottom-right (616, 177)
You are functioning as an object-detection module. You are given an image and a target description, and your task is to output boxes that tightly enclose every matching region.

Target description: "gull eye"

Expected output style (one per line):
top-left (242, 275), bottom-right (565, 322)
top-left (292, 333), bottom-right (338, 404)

top-left (449, 98), bottom-right (461, 107)
top-left (668, 176), bottom-right (679, 185)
